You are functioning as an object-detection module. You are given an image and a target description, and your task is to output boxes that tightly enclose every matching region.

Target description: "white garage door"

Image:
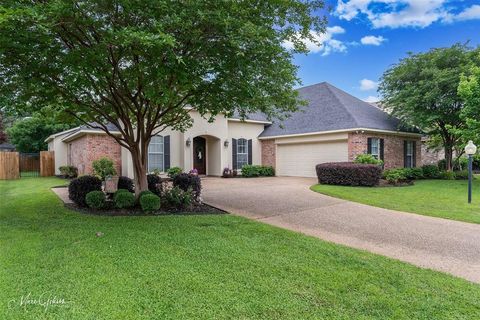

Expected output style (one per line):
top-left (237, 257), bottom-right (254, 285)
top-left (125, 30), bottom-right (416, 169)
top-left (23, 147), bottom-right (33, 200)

top-left (276, 141), bottom-right (348, 177)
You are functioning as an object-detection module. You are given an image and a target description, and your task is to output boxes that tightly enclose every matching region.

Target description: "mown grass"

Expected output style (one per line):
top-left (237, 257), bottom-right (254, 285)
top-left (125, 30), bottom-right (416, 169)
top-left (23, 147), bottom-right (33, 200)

top-left (1, 177), bottom-right (480, 319)
top-left (311, 179), bottom-right (480, 224)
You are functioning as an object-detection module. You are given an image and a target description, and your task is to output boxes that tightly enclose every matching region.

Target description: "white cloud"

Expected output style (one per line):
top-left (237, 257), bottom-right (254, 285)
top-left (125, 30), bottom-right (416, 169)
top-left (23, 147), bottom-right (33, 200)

top-left (360, 79), bottom-right (378, 91)
top-left (283, 26), bottom-right (347, 56)
top-left (364, 95), bottom-right (380, 103)
top-left (335, 1), bottom-right (480, 29)
top-left (455, 5), bottom-right (480, 21)
top-left (360, 35), bottom-right (386, 45)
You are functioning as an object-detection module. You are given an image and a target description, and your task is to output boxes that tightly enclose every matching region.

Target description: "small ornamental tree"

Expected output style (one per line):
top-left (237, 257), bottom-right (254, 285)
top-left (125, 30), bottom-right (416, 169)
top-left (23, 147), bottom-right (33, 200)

top-left (0, 0), bottom-right (326, 195)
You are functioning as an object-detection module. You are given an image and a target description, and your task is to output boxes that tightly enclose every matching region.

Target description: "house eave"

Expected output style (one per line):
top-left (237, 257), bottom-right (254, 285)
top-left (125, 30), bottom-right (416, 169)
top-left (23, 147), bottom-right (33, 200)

top-left (61, 130), bottom-right (121, 142)
top-left (227, 118), bottom-right (272, 125)
top-left (44, 126), bottom-right (81, 143)
top-left (258, 128), bottom-right (423, 140)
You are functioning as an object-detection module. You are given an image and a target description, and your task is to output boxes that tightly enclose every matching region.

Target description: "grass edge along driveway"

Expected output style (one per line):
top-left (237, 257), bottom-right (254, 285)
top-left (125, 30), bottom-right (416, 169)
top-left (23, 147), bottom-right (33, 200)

top-left (311, 179), bottom-right (480, 224)
top-left (1, 177), bottom-right (480, 319)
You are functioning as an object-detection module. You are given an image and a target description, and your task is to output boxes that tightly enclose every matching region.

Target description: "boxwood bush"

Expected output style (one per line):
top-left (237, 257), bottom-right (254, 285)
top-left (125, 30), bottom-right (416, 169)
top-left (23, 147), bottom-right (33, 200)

top-left (241, 165), bottom-right (275, 177)
top-left (138, 190), bottom-right (154, 199)
top-left (140, 194), bottom-right (161, 213)
top-left (114, 191), bottom-right (135, 209)
top-left (68, 175), bottom-right (102, 207)
top-left (85, 191), bottom-right (106, 209)
top-left (173, 173), bottom-right (201, 200)
top-left (117, 176), bottom-right (134, 193)
top-left (316, 162), bottom-right (382, 187)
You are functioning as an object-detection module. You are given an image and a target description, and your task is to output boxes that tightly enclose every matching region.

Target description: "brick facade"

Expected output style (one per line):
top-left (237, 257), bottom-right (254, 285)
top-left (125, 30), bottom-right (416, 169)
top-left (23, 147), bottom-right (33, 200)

top-left (69, 134), bottom-right (122, 176)
top-left (261, 139), bottom-right (276, 168)
top-left (348, 132), bottom-right (421, 169)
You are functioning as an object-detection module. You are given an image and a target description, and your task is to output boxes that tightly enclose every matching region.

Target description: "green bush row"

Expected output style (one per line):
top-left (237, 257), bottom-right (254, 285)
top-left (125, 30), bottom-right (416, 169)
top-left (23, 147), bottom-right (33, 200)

top-left (383, 165), bottom-right (470, 184)
top-left (241, 165), bottom-right (275, 177)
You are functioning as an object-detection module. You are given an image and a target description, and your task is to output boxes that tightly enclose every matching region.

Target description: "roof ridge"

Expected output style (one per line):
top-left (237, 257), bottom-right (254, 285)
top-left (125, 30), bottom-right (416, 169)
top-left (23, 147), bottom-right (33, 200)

top-left (322, 82), bottom-right (360, 127)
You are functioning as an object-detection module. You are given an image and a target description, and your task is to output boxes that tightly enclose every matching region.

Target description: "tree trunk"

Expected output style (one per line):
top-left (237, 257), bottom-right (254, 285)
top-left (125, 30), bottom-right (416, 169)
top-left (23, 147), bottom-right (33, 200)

top-left (444, 145), bottom-right (453, 171)
top-left (131, 147), bottom-right (148, 197)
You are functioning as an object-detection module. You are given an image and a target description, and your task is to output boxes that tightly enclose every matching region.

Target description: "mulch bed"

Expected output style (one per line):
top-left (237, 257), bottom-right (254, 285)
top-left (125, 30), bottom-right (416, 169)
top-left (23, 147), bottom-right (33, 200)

top-left (65, 201), bottom-right (227, 216)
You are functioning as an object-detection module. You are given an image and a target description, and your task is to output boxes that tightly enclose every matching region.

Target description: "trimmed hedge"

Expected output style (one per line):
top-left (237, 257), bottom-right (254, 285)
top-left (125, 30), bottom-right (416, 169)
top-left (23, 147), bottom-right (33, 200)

top-left (68, 175), bottom-right (102, 207)
top-left (421, 165), bottom-right (440, 179)
top-left (114, 191), bottom-right (135, 209)
top-left (138, 190), bottom-right (154, 199)
top-left (241, 165), bottom-right (275, 177)
top-left (173, 173), bottom-right (201, 200)
top-left (85, 191), bottom-right (106, 209)
top-left (316, 162), bottom-right (382, 187)
top-left (140, 194), bottom-right (161, 213)
top-left (118, 176), bottom-right (134, 193)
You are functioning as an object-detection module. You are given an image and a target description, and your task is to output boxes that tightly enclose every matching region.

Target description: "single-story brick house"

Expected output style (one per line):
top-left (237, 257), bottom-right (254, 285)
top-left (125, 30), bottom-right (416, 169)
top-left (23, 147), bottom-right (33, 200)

top-left (46, 82), bottom-right (422, 178)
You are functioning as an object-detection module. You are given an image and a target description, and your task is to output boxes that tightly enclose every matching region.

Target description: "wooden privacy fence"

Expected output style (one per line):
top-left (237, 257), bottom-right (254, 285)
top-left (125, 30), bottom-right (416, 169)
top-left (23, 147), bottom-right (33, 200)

top-left (0, 151), bottom-right (55, 179)
top-left (40, 151), bottom-right (55, 177)
top-left (0, 152), bottom-right (20, 180)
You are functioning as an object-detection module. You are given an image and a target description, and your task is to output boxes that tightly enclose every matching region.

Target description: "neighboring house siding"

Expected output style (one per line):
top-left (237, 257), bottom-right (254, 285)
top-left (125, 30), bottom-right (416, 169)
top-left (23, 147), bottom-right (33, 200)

top-left (70, 134), bottom-right (121, 176)
top-left (348, 132), bottom-right (421, 169)
top-left (261, 140), bottom-right (276, 168)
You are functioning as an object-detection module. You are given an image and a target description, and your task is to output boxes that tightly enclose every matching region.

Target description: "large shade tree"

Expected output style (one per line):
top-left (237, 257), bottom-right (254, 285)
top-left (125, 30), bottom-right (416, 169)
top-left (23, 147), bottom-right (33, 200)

top-left (458, 64), bottom-right (480, 144)
top-left (379, 44), bottom-right (480, 170)
top-left (0, 0), bottom-right (326, 193)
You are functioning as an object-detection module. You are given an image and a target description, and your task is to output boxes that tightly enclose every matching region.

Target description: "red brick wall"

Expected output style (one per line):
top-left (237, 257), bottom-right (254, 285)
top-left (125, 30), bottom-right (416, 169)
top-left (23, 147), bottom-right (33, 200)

top-left (261, 139), bottom-right (276, 168)
top-left (348, 132), bottom-right (421, 169)
top-left (70, 134), bottom-right (122, 176)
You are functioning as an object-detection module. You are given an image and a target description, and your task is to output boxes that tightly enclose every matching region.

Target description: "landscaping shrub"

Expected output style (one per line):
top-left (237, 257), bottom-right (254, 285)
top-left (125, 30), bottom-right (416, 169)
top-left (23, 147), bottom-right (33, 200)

top-left (354, 154), bottom-right (383, 166)
top-left (85, 191), bottom-right (106, 209)
top-left (167, 167), bottom-right (183, 178)
top-left (383, 169), bottom-right (408, 184)
top-left (92, 157), bottom-right (117, 180)
top-left (59, 165), bottom-right (78, 178)
top-left (404, 167), bottom-right (424, 180)
top-left (454, 170), bottom-right (469, 180)
top-left (163, 186), bottom-right (192, 209)
top-left (422, 164), bottom-right (440, 179)
top-left (114, 191), bottom-right (135, 208)
top-left (316, 162), bottom-right (382, 187)
top-left (241, 165), bottom-right (275, 177)
top-left (140, 194), bottom-right (161, 213)
top-left (147, 174), bottom-right (162, 196)
top-left (117, 176), bottom-right (134, 193)
top-left (68, 175), bottom-right (102, 207)
top-left (453, 157), bottom-right (469, 171)
top-left (173, 173), bottom-right (201, 200)
top-left (439, 171), bottom-right (456, 180)
top-left (138, 190), bottom-right (154, 198)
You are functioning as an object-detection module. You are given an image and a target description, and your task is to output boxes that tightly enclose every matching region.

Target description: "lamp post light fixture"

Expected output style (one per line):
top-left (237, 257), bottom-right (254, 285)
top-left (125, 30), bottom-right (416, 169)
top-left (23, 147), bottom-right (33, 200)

top-left (465, 140), bottom-right (477, 204)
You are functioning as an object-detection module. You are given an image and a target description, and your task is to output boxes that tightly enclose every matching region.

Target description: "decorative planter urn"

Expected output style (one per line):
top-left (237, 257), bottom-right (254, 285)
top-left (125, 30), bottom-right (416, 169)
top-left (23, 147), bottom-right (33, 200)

top-left (104, 175), bottom-right (119, 193)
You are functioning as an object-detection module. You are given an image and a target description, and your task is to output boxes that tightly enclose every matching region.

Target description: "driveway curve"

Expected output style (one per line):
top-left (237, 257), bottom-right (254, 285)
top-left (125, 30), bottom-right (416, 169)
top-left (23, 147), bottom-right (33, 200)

top-left (202, 177), bottom-right (480, 283)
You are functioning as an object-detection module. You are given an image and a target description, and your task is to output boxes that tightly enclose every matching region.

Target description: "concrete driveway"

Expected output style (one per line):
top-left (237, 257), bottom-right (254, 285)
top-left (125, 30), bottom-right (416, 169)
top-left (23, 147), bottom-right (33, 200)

top-left (202, 177), bottom-right (480, 283)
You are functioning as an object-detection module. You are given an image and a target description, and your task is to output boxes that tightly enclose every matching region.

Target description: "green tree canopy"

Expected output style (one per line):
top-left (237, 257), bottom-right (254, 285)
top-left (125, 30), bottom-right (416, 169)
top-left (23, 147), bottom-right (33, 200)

top-left (6, 111), bottom-right (76, 153)
top-left (379, 44), bottom-right (480, 170)
top-left (0, 0), bottom-right (326, 192)
top-left (458, 64), bottom-right (480, 145)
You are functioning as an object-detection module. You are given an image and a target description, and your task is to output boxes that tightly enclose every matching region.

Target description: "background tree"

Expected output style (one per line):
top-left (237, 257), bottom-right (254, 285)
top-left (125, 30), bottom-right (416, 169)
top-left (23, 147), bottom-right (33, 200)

top-left (458, 64), bottom-right (480, 144)
top-left (6, 110), bottom-right (76, 153)
top-left (0, 111), bottom-right (7, 144)
top-left (0, 0), bottom-right (326, 193)
top-left (379, 44), bottom-right (480, 170)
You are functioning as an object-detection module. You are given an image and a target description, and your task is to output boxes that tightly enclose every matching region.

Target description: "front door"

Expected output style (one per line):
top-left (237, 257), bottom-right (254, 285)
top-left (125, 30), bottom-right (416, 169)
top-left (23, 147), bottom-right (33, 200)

top-left (193, 136), bottom-right (206, 175)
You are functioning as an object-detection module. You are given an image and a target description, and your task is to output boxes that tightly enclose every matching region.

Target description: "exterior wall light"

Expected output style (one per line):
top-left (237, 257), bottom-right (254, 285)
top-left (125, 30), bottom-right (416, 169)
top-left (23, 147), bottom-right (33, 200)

top-left (224, 140), bottom-right (229, 147)
top-left (186, 138), bottom-right (191, 147)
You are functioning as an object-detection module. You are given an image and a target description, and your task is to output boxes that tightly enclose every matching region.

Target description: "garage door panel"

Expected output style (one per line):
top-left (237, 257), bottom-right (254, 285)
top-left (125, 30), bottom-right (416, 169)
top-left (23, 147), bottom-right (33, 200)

top-left (277, 141), bottom-right (348, 177)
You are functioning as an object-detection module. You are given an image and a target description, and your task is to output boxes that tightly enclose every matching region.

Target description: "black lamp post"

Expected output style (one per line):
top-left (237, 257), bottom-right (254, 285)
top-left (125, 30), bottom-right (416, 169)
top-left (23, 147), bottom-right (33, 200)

top-left (465, 140), bottom-right (477, 204)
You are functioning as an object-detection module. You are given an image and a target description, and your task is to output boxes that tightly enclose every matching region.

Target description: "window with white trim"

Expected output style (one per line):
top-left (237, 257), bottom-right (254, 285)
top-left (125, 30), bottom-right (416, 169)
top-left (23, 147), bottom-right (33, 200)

top-left (237, 138), bottom-right (248, 169)
top-left (370, 138), bottom-right (380, 159)
top-left (148, 135), bottom-right (164, 172)
top-left (405, 141), bottom-right (414, 168)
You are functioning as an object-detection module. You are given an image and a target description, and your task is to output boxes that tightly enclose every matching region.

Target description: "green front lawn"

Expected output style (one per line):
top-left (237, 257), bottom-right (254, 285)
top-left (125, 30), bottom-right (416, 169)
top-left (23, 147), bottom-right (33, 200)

top-left (311, 179), bottom-right (480, 224)
top-left (1, 178), bottom-right (480, 319)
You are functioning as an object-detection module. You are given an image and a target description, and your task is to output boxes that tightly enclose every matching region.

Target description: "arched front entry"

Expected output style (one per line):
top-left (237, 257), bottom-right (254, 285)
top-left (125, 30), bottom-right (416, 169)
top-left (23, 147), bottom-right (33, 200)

top-left (193, 136), bottom-right (206, 175)
top-left (191, 135), bottom-right (222, 176)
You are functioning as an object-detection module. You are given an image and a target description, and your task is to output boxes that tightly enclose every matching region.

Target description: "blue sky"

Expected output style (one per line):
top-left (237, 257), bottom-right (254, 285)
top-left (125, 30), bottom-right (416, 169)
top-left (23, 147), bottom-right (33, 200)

top-left (292, 0), bottom-right (480, 102)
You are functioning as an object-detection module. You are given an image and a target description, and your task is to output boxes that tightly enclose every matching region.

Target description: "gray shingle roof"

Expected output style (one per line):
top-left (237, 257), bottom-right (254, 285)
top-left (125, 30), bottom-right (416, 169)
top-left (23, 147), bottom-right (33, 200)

top-left (62, 122), bottom-right (120, 140)
top-left (260, 82), bottom-right (418, 137)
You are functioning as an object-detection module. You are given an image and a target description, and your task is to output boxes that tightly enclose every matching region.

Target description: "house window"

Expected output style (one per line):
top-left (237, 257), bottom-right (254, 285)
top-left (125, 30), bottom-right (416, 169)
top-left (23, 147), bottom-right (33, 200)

top-left (405, 141), bottom-right (414, 168)
top-left (148, 135), bottom-right (164, 172)
top-left (370, 138), bottom-right (380, 159)
top-left (237, 138), bottom-right (248, 169)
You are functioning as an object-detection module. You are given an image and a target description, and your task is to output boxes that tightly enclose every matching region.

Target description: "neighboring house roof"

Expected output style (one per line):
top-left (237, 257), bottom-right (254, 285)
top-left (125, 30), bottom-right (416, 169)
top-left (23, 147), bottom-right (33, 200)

top-left (0, 142), bottom-right (15, 151)
top-left (260, 82), bottom-right (419, 138)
